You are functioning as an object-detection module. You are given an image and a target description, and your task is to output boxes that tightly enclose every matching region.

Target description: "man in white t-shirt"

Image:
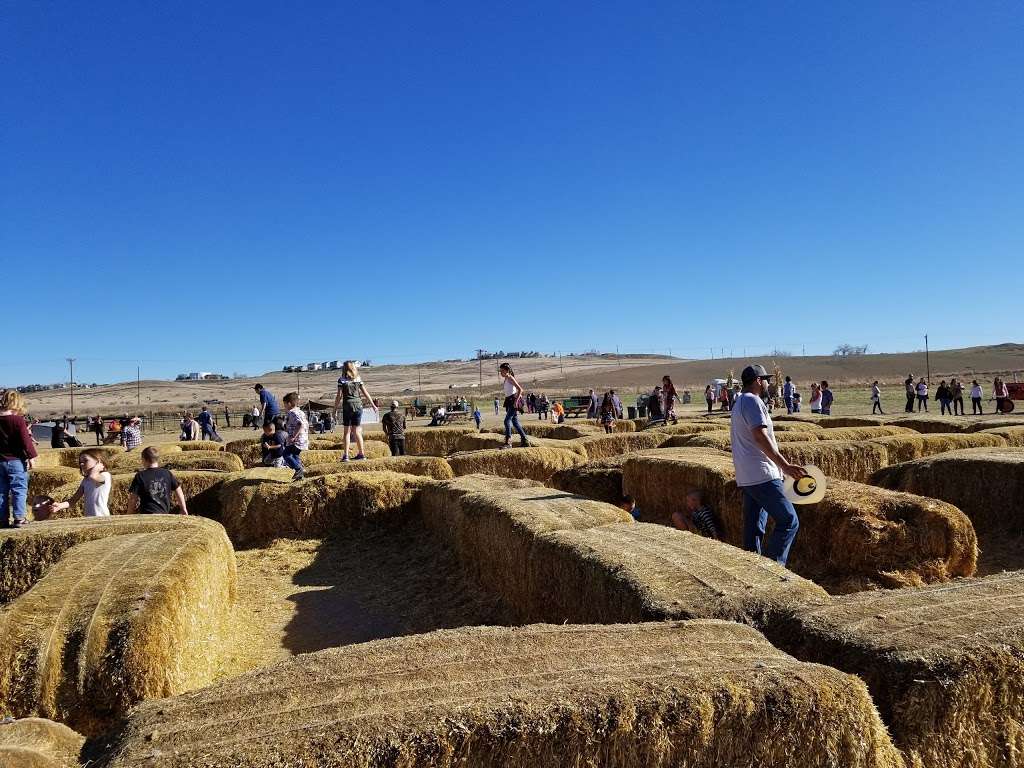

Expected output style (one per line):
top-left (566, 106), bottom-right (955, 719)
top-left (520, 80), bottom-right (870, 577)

top-left (730, 364), bottom-right (807, 566)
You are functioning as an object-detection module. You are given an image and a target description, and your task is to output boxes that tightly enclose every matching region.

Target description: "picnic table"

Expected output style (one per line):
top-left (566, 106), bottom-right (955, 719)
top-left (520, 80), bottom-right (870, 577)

top-left (444, 410), bottom-right (472, 423)
top-left (560, 396), bottom-right (592, 418)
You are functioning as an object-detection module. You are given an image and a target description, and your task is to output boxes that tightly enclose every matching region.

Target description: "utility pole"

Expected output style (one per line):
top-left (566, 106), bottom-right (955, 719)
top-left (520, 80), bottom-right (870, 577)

top-left (137, 365), bottom-right (141, 407)
top-left (296, 369), bottom-right (301, 398)
top-left (802, 344), bottom-right (806, 356)
top-left (710, 348), bottom-right (713, 359)
top-left (559, 351), bottom-right (564, 378)
top-left (925, 334), bottom-right (931, 383)
top-left (477, 349), bottom-right (483, 388)
top-left (616, 345), bottom-right (620, 366)
top-left (66, 358), bottom-right (75, 415)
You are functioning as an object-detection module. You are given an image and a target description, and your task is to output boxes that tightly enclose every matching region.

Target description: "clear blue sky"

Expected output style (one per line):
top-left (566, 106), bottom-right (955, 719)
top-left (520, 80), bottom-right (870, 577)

top-left (3, 2), bottom-right (1022, 386)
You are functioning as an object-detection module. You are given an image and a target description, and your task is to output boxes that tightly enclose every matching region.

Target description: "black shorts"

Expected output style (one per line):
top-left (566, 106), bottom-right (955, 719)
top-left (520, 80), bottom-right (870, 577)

top-left (343, 408), bottom-right (363, 427)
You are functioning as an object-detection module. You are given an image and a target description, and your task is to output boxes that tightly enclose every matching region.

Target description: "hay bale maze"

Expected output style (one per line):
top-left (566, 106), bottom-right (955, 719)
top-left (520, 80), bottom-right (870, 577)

top-left (225, 439), bottom-right (390, 468)
top-left (548, 455), bottom-right (633, 504)
top-left (621, 448), bottom-right (976, 592)
top-left (47, 470), bottom-right (227, 519)
top-left (643, 421), bottom-right (731, 436)
top-left (0, 717), bottom-right (84, 768)
top-left (0, 516), bottom-right (235, 736)
top-left (765, 572), bottom-right (1024, 768)
top-left (401, 426), bottom-right (479, 456)
top-left (867, 432), bottom-right (1007, 464)
top-left (90, 621), bottom-right (902, 768)
top-left (979, 425), bottom-right (1024, 446)
top-left (452, 431), bottom-right (589, 457)
top-left (216, 471), bottom-right (431, 545)
top-left (891, 416), bottom-right (975, 434)
top-left (32, 445), bottom-right (125, 470)
top-left (573, 430), bottom-right (667, 459)
top-left (303, 455), bottom-right (455, 480)
top-left (447, 446), bottom-right (585, 482)
top-left (112, 450), bottom-right (244, 474)
top-left (778, 440), bottom-right (890, 483)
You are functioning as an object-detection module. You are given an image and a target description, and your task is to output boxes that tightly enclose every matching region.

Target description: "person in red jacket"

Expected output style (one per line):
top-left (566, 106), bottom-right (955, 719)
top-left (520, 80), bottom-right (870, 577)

top-left (0, 390), bottom-right (38, 528)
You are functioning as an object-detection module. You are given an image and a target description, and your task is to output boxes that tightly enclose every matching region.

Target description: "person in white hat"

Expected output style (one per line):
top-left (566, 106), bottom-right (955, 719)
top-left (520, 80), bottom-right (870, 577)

top-left (730, 364), bottom-right (807, 566)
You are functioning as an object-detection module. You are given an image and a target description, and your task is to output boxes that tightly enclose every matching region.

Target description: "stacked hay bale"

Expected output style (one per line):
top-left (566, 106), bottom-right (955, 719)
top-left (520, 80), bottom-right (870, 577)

top-left (447, 447), bottom-right (585, 482)
top-left (891, 416), bottom-right (974, 434)
top-left (0, 516), bottom-right (235, 736)
top-left (871, 447), bottom-right (1024, 535)
top-left (225, 439), bottom-right (389, 468)
top-left (573, 431), bottom-right (667, 459)
top-left (303, 456), bottom-right (455, 480)
top-left (777, 441), bottom-right (889, 483)
top-left (814, 425), bottom-right (916, 440)
top-left (978, 425), bottom-right (1024, 447)
top-left (547, 423), bottom-right (602, 440)
top-left (766, 572), bottom-right (1024, 768)
top-left (622, 448), bottom-right (977, 592)
top-left (26, 466), bottom-right (80, 498)
top-left (549, 455), bottom-right (634, 504)
top-left (174, 441), bottom-right (224, 452)
top-left (32, 445), bottom-right (124, 470)
top-left (111, 450), bottom-right (244, 474)
top-left (0, 717), bottom-right (84, 768)
top-left (643, 421), bottom-right (731, 436)
top-left (93, 621), bottom-right (904, 768)
top-left (403, 426), bottom-right (479, 456)
top-left (816, 416), bottom-right (888, 428)
top-left (421, 475), bottom-right (827, 626)
top-left (216, 471), bottom-right (432, 545)
top-left (47, 471), bottom-right (227, 519)
top-left (867, 432), bottom-right (1007, 464)
top-left (453, 432), bottom-right (589, 457)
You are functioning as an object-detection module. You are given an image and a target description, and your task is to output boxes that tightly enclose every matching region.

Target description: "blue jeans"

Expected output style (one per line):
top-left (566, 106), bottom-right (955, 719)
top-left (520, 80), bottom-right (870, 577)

top-left (784, 396), bottom-right (793, 413)
top-left (504, 405), bottom-right (529, 445)
top-left (282, 445), bottom-right (303, 472)
top-left (1, 459), bottom-right (29, 523)
top-left (741, 478), bottom-right (800, 566)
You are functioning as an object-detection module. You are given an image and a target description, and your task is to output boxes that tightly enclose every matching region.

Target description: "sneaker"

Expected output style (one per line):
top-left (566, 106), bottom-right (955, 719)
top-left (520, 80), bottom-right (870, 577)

top-left (13, 519), bottom-right (28, 529)
top-left (498, 444), bottom-right (512, 450)
top-left (291, 469), bottom-right (304, 482)
top-left (354, 454), bottom-right (366, 461)
top-left (341, 456), bottom-right (350, 463)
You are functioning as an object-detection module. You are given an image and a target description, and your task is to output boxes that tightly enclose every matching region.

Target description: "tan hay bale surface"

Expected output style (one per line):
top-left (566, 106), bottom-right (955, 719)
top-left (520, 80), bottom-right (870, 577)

top-left (573, 431), bottom-right (667, 459)
top-left (622, 449), bottom-right (976, 593)
top-left (979, 425), bottom-right (1024, 447)
top-left (779, 440), bottom-right (889, 482)
top-left (685, 432), bottom-right (821, 452)
top-left (488, 421), bottom-right (559, 438)
top-left (421, 475), bottom-right (630, 620)
top-left (453, 431), bottom-right (589, 458)
top-left (447, 447), bottom-right (585, 482)
top-left (95, 620), bottom-right (903, 768)
top-left (871, 447), bottom-right (1024, 536)
top-left (891, 416), bottom-right (974, 434)
top-left (32, 445), bottom-right (125, 470)
top-left (173, 442), bottom-right (223, 452)
top-left (547, 423), bottom-right (602, 440)
top-left (216, 471), bottom-right (432, 546)
top-left (47, 470), bottom-right (226, 520)
top-left (112, 450), bottom-right (244, 474)
top-left (766, 572), bottom-right (1024, 768)
top-left (868, 432), bottom-right (1008, 465)
top-left (26, 467), bottom-right (80, 498)
top-left (816, 416), bottom-right (888, 428)
top-left (644, 421), bottom-right (730, 436)
top-left (968, 418), bottom-right (1024, 433)
top-left (548, 456), bottom-right (633, 504)
top-left (303, 456), bottom-right (455, 480)
top-left (0, 519), bottom-right (236, 735)
top-left (0, 718), bottom-right (84, 768)
top-left (0, 515), bottom-right (225, 602)
top-left (403, 426), bottom-right (479, 456)
top-left (771, 421), bottom-right (825, 432)
top-left (814, 425), bottom-right (916, 440)
top-left (225, 439), bottom-right (390, 469)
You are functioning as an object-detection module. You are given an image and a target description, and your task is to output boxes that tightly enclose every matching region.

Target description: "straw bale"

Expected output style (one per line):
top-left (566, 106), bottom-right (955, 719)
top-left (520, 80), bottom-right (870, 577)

top-left (871, 447), bottom-right (1024, 535)
top-left (548, 456), bottom-right (632, 504)
top-left (112, 450), bottom-right (244, 474)
top-left (815, 425), bottom-right (916, 440)
top-left (403, 426), bottom-right (478, 456)
top-left (684, 431), bottom-right (820, 452)
top-left (868, 432), bottom-right (1008, 464)
top-left (978, 425), bottom-right (1024, 447)
top-left (0, 519), bottom-right (235, 735)
top-left (94, 620), bottom-right (902, 768)
top-left (621, 449), bottom-right (976, 592)
top-left (32, 446), bottom-right (125, 470)
top-left (816, 416), bottom-right (888, 428)
top-left (767, 572), bottom-right (1024, 768)
top-left (453, 432), bottom-right (589, 457)
top-left (47, 471), bottom-right (226, 520)
top-left (772, 421), bottom-right (825, 432)
top-left (968, 418), bottom-right (1024, 433)
top-left (26, 466), bottom-right (80, 498)
top-left (225, 439), bottom-right (390, 469)
top-left (778, 440), bottom-right (889, 482)
top-left (0, 718), bottom-right (84, 768)
top-left (547, 423), bottom-right (602, 440)
top-left (173, 442), bottom-right (223, 452)
top-left (0, 515), bottom-right (225, 602)
top-left (573, 431), bottom-right (667, 459)
top-left (891, 416), bottom-right (974, 434)
top-left (643, 421), bottom-right (729, 436)
top-left (773, 414), bottom-right (819, 423)
top-left (487, 421), bottom-right (558, 438)
top-left (216, 471), bottom-right (431, 545)
top-left (303, 456), bottom-right (455, 480)
top-left (447, 446), bottom-right (585, 482)
top-left (420, 475), bottom-right (630, 618)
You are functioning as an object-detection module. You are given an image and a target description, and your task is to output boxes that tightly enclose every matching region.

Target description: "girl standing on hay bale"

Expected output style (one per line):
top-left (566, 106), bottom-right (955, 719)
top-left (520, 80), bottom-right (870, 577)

top-left (0, 389), bottom-right (37, 528)
top-left (334, 360), bottom-right (378, 461)
top-left (498, 363), bottom-right (529, 449)
top-left (282, 392), bottom-right (309, 481)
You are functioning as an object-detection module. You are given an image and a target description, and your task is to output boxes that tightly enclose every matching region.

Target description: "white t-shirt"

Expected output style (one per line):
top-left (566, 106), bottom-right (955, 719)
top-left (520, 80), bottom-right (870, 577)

top-left (503, 378), bottom-right (517, 397)
top-left (809, 390), bottom-right (822, 408)
top-left (82, 472), bottom-right (112, 517)
top-left (971, 385), bottom-right (983, 398)
top-left (730, 393), bottom-right (783, 487)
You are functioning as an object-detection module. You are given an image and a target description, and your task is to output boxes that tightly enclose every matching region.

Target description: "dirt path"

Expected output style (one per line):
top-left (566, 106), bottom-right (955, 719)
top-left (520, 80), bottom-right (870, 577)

top-left (212, 521), bottom-right (508, 682)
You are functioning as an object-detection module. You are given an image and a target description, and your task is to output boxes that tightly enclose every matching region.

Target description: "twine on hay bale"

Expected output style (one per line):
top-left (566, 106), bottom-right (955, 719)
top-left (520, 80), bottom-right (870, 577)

top-left (0, 717), bottom-right (85, 768)
top-left (447, 447), bottom-right (585, 483)
top-left (765, 572), bottom-right (1024, 768)
top-left (0, 517), bottom-right (235, 736)
top-left (92, 621), bottom-right (903, 768)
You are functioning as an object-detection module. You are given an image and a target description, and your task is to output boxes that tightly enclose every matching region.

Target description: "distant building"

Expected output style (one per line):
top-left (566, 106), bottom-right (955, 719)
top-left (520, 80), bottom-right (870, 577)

top-left (306, 363), bottom-right (322, 371)
top-left (328, 361), bottom-right (340, 370)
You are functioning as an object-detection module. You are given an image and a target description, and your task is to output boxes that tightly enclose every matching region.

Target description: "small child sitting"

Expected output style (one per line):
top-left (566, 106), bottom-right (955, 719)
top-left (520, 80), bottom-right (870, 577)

top-left (618, 494), bottom-right (641, 521)
top-left (671, 489), bottom-right (720, 540)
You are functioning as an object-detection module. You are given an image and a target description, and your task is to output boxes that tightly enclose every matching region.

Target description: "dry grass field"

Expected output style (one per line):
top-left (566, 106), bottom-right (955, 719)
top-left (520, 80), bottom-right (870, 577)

top-left (6, 404), bottom-right (1024, 767)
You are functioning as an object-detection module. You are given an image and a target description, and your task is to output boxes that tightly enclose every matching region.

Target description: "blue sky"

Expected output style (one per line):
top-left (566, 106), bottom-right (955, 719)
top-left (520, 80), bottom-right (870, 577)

top-left (3, 2), bottom-right (1022, 385)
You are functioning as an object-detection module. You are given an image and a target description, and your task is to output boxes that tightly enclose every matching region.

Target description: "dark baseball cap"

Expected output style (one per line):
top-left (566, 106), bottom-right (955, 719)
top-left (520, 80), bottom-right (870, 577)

top-left (741, 364), bottom-right (772, 385)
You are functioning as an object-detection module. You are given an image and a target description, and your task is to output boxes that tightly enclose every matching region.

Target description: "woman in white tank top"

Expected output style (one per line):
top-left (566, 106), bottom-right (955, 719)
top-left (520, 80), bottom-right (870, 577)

top-left (498, 363), bottom-right (530, 448)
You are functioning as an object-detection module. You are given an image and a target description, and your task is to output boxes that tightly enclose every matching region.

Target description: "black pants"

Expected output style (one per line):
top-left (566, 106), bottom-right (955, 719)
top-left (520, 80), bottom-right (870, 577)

top-left (706, 400), bottom-right (714, 413)
top-left (972, 397), bottom-right (983, 414)
top-left (996, 398), bottom-right (1008, 413)
top-left (905, 393), bottom-right (915, 412)
top-left (872, 400), bottom-right (883, 414)
top-left (953, 396), bottom-right (964, 415)
top-left (917, 395), bottom-right (928, 412)
top-left (940, 399), bottom-right (951, 415)
top-left (389, 437), bottom-right (405, 456)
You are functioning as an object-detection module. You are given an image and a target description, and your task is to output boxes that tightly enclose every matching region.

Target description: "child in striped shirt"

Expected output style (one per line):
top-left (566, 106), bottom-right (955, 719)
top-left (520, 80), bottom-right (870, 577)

top-left (671, 489), bottom-right (720, 540)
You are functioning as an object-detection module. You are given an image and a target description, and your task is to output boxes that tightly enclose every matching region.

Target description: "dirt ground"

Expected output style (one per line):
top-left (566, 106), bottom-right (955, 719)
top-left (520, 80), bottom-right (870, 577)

top-left (212, 519), bottom-right (510, 682)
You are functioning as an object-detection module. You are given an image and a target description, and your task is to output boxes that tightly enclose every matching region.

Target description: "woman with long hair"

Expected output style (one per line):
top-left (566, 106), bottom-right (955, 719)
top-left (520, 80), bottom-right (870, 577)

top-left (809, 382), bottom-right (822, 414)
top-left (334, 360), bottom-right (379, 461)
top-left (662, 376), bottom-right (679, 424)
top-left (498, 363), bottom-right (529, 448)
top-left (599, 392), bottom-right (616, 433)
top-left (1, 390), bottom-right (37, 528)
